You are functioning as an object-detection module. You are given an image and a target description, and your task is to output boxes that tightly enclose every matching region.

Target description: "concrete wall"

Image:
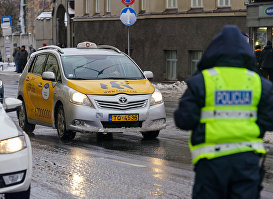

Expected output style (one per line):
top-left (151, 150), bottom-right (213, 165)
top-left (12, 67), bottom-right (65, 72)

top-left (0, 34), bottom-right (36, 62)
top-left (73, 16), bottom-right (247, 81)
top-left (35, 19), bottom-right (53, 48)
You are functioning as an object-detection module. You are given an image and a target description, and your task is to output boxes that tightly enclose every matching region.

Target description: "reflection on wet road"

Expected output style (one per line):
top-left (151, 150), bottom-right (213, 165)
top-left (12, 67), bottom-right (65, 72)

top-left (1, 72), bottom-right (272, 199)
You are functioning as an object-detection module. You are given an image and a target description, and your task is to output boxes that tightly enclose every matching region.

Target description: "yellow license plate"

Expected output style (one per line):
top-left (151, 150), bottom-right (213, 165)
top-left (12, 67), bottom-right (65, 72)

top-left (109, 114), bottom-right (139, 121)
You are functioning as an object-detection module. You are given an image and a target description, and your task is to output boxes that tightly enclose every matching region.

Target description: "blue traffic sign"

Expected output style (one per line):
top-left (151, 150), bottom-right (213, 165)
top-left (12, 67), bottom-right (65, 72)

top-left (120, 7), bottom-right (137, 26)
top-left (1, 16), bottom-right (12, 26)
top-left (122, 0), bottom-right (135, 6)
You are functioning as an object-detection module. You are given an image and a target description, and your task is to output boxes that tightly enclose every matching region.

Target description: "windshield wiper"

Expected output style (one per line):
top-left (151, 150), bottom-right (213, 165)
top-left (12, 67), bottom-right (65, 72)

top-left (68, 77), bottom-right (91, 80)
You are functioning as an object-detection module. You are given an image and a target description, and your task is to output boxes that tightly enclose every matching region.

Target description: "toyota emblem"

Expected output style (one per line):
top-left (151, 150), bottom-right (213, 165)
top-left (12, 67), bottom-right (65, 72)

top-left (119, 97), bottom-right (128, 104)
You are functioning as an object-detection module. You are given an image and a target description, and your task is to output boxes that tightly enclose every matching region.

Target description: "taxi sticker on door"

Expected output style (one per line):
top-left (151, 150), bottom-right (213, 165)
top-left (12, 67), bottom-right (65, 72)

top-left (42, 83), bottom-right (50, 100)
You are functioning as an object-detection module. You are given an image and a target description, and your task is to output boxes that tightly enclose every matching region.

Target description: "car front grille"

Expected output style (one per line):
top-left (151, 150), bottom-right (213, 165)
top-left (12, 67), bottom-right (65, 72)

top-left (95, 99), bottom-right (148, 110)
top-left (102, 121), bottom-right (142, 128)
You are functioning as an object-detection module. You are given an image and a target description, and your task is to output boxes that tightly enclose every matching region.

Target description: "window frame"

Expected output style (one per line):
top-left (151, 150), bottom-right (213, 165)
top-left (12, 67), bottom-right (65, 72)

top-left (191, 0), bottom-right (203, 8)
top-left (95, 0), bottom-right (100, 13)
top-left (189, 50), bottom-right (203, 75)
top-left (166, 0), bottom-right (178, 9)
top-left (141, 0), bottom-right (146, 11)
top-left (85, 0), bottom-right (90, 14)
top-left (106, 0), bottom-right (110, 13)
top-left (44, 53), bottom-right (62, 82)
top-left (165, 50), bottom-right (178, 81)
top-left (218, 0), bottom-right (231, 7)
top-left (29, 54), bottom-right (48, 76)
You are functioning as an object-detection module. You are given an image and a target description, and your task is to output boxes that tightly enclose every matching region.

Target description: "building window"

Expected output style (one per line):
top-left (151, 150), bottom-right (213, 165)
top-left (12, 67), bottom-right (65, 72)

top-left (190, 51), bottom-right (202, 75)
top-left (85, 0), bottom-right (90, 14)
top-left (167, 0), bottom-right (177, 9)
top-left (191, 0), bottom-right (203, 8)
top-left (218, 0), bottom-right (231, 7)
top-left (96, 0), bottom-right (100, 13)
top-left (141, 0), bottom-right (146, 11)
top-left (106, 0), bottom-right (110, 13)
top-left (165, 50), bottom-right (177, 80)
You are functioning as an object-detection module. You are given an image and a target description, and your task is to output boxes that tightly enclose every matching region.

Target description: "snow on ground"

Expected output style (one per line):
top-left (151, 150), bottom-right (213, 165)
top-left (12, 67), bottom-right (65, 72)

top-left (0, 62), bottom-right (16, 72)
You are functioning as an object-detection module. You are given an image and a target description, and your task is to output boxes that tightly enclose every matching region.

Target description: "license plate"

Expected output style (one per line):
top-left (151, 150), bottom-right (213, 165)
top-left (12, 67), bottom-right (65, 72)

top-left (109, 114), bottom-right (139, 121)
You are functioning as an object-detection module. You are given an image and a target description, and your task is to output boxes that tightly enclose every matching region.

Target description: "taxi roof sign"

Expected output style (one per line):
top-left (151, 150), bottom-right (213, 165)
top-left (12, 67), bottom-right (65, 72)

top-left (77, 42), bottom-right (97, 49)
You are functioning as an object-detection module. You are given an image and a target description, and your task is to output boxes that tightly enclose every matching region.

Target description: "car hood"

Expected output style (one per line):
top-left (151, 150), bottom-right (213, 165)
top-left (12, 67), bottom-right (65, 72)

top-left (67, 79), bottom-right (155, 95)
top-left (0, 106), bottom-right (19, 140)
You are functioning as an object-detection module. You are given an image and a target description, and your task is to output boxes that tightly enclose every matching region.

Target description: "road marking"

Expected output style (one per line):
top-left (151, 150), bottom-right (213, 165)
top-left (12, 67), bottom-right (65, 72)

top-left (100, 157), bottom-right (146, 168)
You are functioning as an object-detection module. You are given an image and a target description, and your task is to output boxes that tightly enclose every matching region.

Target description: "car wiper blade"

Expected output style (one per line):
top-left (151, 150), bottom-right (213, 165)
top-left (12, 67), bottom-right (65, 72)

top-left (68, 77), bottom-right (91, 80)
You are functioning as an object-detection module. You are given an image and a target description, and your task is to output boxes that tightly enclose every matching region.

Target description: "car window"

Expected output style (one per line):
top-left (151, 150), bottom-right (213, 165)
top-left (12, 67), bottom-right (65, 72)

top-left (30, 54), bottom-right (47, 75)
top-left (44, 55), bottom-right (61, 81)
top-left (61, 55), bottom-right (144, 80)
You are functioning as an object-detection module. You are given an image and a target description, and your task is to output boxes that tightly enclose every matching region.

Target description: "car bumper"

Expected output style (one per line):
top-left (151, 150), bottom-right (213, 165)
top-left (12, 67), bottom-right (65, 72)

top-left (0, 132), bottom-right (32, 194)
top-left (65, 101), bottom-right (166, 133)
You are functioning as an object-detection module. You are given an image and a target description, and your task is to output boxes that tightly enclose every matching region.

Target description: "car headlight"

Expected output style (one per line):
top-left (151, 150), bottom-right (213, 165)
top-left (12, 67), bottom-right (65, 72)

top-left (0, 135), bottom-right (26, 154)
top-left (70, 91), bottom-right (94, 107)
top-left (150, 89), bottom-right (163, 106)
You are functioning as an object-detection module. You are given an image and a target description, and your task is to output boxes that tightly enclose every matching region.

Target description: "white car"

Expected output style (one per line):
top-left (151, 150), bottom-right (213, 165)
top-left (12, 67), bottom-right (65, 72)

top-left (0, 98), bottom-right (32, 199)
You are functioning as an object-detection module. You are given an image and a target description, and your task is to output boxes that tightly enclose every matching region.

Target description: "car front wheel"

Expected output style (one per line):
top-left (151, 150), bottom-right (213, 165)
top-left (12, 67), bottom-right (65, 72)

top-left (141, 130), bottom-right (160, 140)
top-left (56, 105), bottom-right (76, 141)
top-left (17, 101), bottom-right (35, 134)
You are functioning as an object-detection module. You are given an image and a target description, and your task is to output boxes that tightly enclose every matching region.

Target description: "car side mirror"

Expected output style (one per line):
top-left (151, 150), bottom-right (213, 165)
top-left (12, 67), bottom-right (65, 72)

top-left (42, 72), bottom-right (56, 81)
top-left (144, 71), bottom-right (153, 81)
top-left (4, 98), bottom-right (22, 113)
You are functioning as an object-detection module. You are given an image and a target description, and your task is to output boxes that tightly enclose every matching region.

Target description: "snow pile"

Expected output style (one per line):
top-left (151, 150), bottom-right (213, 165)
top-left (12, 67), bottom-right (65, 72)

top-left (0, 62), bottom-right (16, 72)
top-left (264, 133), bottom-right (273, 144)
top-left (153, 81), bottom-right (187, 100)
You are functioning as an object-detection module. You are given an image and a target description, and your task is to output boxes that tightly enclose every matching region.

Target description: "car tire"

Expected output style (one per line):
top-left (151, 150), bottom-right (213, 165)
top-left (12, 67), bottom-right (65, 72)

top-left (17, 101), bottom-right (35, 134)
top-left (5, 186), bottom-right (30, 199)
top-left (96, 132), bottom-right (113, 141)
top-left (56, 105), bottom-right (76, 141)
top-left (141, 130), bottom-right (160, 140)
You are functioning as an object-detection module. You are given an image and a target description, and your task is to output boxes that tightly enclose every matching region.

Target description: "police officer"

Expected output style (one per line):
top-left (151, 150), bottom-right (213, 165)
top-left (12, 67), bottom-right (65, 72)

top-left (174, 25), bottom-right (273, 199)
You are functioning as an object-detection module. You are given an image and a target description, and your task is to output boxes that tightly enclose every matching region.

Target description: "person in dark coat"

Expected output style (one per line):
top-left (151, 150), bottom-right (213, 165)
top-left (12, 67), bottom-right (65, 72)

top-left (0, 50), bottom-right (2, 62)
top-left (13, 46), bottom-right (20, 72)
top-left (18, 45), bottom-right (28, 73)
top-left (174, 26), bottom-right (273, 199)
top-left (254, 45), bottom-right (262, 67)
top-left (29, 45), bottom-right (36, 57)
top-left (260, 41), bottom-right (273, 81)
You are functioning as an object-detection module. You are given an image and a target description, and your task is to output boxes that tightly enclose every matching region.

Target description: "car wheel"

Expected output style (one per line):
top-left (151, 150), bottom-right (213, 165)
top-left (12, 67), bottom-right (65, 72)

top-left (17, 101), bottom-right (35, 134)
top-left (97, 132), bottom-right (113, 141)
top-left (56, 105), bottom-right (76, 141)
top-left (141, 130), bottom-right (160, 140)
top-left (5, 186), bottom-right (30, 199)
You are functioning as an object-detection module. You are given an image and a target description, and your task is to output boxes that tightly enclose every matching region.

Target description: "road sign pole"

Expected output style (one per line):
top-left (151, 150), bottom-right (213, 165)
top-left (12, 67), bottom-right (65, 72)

top-left (128, 26), bottom-right (130, 56)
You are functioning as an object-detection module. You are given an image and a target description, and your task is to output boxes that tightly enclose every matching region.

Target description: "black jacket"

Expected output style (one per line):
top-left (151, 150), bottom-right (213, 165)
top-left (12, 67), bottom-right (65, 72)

top-left (174, 26), bottom-right (273, 146)
top-left (260, 45), bottom-right (273, 69)
top-left (18, 50), bottom-right (28, 69)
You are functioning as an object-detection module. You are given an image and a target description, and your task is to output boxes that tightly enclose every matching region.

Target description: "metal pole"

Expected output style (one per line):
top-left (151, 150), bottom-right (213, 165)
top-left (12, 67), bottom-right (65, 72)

top-left (128, 26), bottom-right (130, 56)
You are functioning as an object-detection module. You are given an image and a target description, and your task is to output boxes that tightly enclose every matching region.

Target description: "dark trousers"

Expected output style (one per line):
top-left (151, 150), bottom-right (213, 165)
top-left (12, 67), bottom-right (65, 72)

top-left (192, 152), bottom-right (261, 199)
top-left (261, 68), bottom-right (273, 82)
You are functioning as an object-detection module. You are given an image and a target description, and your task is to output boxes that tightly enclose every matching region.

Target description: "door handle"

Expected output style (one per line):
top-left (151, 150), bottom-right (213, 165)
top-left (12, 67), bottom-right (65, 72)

top-left (26, 77), bottom-right (29, 81)
top-left (38, 83), bottom-right (43, 87)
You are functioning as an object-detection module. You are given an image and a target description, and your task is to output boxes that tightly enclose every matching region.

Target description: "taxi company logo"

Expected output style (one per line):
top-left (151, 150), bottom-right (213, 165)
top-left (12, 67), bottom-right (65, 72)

top-left (119, 97), bottom-right (128, 104)
top-left (215, 91), bottom-right (252, 106)
top-left (42, 83), bottom-right (50, 100)
top-left (265, 7), bottom-right (273, 16)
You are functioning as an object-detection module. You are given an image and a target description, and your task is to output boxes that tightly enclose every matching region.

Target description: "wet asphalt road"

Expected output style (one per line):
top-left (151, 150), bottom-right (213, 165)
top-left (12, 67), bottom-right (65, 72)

top-left (1, 71), bottom-right (273, 199)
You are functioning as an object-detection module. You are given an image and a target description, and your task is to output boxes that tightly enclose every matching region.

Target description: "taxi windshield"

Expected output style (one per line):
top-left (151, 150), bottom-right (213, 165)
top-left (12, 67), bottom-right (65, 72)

top-left (61, 55), bottom-right (145, 80)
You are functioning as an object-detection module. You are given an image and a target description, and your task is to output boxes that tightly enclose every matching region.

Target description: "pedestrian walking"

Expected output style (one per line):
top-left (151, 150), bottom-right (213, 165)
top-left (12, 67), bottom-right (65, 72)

top-left (0, 50), bottom-right (2, 62)
top-left (13, 46), bottom-right (20, 72)
top-left (29, 45), bottom-right (36, 57)
top-left (174, 25), bottom-right (273, 199)
top-left (18, 45), bottom-right (28, 73)
top-left (254, 45), bottom-right (262, 67)
top-left (260, 40), bottom-right (273, 81)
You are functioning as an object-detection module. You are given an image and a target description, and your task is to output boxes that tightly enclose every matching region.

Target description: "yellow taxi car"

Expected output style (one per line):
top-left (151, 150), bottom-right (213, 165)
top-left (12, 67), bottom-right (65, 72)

top-left (17, 42), bottom-right (166, 141)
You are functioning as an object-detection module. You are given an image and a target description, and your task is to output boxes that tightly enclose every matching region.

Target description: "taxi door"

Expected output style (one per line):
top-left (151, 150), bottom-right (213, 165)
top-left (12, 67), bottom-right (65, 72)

top-left (36, 54), bottom-right (60, 124)
top-left (24, 54), bottom-right (48, 121)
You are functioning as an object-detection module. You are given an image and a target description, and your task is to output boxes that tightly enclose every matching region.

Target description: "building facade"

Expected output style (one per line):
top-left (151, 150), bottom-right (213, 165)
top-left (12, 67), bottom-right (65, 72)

top-left (246, 0), bottom-right (273, 48)
top-left (73, 0), bottom-right (247, 81)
